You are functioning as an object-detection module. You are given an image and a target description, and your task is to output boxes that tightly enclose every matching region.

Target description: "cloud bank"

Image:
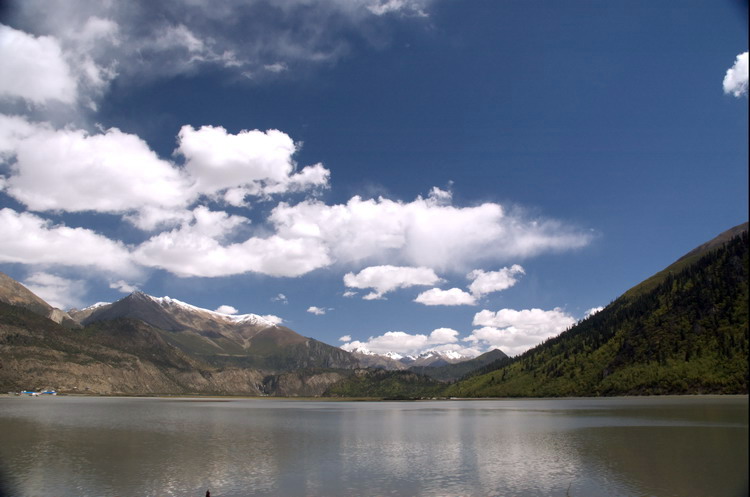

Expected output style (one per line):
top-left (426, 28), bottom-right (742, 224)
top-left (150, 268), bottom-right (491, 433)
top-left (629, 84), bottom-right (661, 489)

top-left (467, 307), bottom-right (577, 357)
top-left (341, 327), bottom-right (482, 357)
top-left (344, 265), bottom-right (442, 299)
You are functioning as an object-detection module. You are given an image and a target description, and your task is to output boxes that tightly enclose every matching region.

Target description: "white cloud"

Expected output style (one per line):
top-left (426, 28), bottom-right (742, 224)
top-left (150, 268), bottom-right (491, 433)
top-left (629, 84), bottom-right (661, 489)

top-left (467, 265), bottom-right (525, 298)
top-left (0, 24), bottom-right (78, 104)
top-left (134, 219), bottom-right (331, 278)
top-left (723, 52), bottom-right (748, 97)
top-left (343, 265), bottom-right (442, 300)
top-left (271, 189), bottom-right (591, 272)
top-left (23, 272), bottom-right (86, 310)
top-left (1, 118), bottom-right (191, 222)
top-left (109, 280), bottom-right (139, 294)
top-left (414, 287), bottom-right (477, 306)
top-left (468, 307), bottom-right (576, 356)
top-left (0, 118), bottom-right (332, 231)
top-left (0, 118), bottom-right (589, 283)
top-left (307, 306), bottom-right (329, 315)
top-left (339, 334), bottom-right (352, 342)
top-left (341, 327), bottom-right (460, 356)
top-left (342, 290), bottom-right (358, 298)
top-left (0, 208), bottom-right (136, 276)
top-left (215, 305), bottom-right (238, 315)
top-left (176, 124), bottom-right (330, 202)
top-left (584, 306), bottom-right (604, 319)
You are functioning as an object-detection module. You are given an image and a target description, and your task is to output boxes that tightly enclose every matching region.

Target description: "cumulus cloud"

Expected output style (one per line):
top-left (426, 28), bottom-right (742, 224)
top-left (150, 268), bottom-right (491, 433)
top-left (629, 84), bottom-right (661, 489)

top-left (272, 189), bottom-right (591, 272)
top-left (215, 305), bottom-right (239, 315)
top-left (0, 208), bottom-right (136, 276)
top-left (176, 125), bottom-right (330, 203)
top-left (0, 24), bottom-right (78, 104)
top-left (467, 307), bottom-right (576, 356)
top-left (414, 287), bottom-right (477, 306)
top-left (723, 52), bottom-right (748, 97)
top-left (133, 212), bottom-right (331, 278)
top-left (341, 327), bottom-right (463, 356)
top-left (339, 334), bottom-right (352, 342)
top-left (0, 118), bottom-right (191, 224)
top-left (0, 119), bottom-right (590, 282)
top-left (343, 265), bottom-right (442, 299)
top-left (0, 118), bottom-right (329, 230)
top-left (307, 306), bottom-right (330, 315)
top-left (467, 265), bottom-right (525, 298)
top-left (23, 272), bottom-right (86, 310)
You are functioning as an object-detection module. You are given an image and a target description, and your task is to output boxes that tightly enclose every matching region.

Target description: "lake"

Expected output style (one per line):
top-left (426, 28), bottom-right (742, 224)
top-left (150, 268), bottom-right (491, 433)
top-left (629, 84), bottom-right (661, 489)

top-left (0, 395), bottom-right (746, 497)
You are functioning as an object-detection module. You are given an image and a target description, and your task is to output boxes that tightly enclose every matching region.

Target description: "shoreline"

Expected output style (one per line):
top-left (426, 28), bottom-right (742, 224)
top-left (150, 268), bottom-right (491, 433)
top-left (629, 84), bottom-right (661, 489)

top-left (2, 392), bottom-right (747, 402)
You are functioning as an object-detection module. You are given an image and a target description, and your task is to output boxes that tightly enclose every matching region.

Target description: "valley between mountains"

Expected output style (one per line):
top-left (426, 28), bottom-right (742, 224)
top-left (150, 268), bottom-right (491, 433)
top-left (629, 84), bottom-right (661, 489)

top-left (0, 223), bottom-right (747, 398)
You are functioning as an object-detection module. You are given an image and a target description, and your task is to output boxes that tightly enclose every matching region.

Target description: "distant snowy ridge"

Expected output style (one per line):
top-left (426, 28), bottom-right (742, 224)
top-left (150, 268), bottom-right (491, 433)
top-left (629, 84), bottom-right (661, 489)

top-left (347, 347), bottom-right (472, 367)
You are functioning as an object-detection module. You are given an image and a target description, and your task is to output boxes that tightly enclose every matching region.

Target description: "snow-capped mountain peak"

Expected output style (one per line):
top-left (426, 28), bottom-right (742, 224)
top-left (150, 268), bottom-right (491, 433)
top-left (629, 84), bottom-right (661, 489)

top-left (143, 294), bottom-right (281, 328)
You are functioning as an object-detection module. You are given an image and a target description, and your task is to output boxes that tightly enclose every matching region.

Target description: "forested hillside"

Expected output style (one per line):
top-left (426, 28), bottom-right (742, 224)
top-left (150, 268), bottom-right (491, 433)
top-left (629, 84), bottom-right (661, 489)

top-left (447, 229), bottom-right (748, 397)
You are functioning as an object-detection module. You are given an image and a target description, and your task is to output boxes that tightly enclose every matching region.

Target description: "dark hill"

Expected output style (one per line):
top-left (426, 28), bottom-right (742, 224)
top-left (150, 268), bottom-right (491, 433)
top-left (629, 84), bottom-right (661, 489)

top-left (447, 225), bottom-right (749, 397)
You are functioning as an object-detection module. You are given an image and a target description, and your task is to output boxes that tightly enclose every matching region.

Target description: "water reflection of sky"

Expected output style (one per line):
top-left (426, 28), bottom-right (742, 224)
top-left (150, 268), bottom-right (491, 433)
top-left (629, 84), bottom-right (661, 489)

top-left (0, 396), bottom-right (746, 497)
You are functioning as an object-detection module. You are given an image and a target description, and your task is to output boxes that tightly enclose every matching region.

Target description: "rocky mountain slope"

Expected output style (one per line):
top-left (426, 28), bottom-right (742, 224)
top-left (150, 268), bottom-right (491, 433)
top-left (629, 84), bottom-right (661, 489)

top-left (447, 224), bottom-right (749, 397)
top-left (0, 300), bottom-right (354, 396)
top-left (70, 292), bottom-right (358, 372)
top-left (0, 279), bottom-right (362, 395)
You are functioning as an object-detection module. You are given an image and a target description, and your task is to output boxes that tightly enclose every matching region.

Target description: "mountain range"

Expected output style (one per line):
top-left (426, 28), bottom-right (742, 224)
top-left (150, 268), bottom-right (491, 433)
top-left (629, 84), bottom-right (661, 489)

top-left (0, 279), bottom-right (496, 396)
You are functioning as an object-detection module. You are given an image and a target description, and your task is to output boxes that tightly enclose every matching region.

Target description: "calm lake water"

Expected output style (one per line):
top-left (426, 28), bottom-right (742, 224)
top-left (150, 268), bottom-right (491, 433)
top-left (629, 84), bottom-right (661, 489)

top-left (0, 395), bottom-right (746, 497)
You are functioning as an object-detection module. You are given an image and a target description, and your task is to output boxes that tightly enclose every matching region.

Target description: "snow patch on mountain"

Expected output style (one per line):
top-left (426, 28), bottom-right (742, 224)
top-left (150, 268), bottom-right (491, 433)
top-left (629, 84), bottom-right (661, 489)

top-left (145, 294), bottom-right (282, 328)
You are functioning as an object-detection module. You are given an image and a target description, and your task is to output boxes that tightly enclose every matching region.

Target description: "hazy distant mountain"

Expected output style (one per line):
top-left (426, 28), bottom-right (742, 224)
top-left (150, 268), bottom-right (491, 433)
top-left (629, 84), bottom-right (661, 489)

top-left (348, 349), bottom-right (408, 370)
top-left (448, 223), bottom-right (749, 397)
top-left (409, 349), bottom-right (510, 381)
top-left (405, 350), bottom-right (471, 368)
top-left (72, 291), bottom-right (359, 372)
top-left (0, 272), bottom-right (78, 328)
top-left (346, 347), bottom-right (479, 371)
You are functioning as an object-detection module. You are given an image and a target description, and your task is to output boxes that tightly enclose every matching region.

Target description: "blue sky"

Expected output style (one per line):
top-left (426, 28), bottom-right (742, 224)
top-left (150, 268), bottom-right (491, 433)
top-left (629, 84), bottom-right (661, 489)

top-left (0, 0), bottom-right (747, 357)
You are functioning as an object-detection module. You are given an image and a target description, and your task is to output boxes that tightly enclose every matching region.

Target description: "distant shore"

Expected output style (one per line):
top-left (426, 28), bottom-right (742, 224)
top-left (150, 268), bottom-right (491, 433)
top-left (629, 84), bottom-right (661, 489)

top-left (3, 392), bottom-right (747, 402)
